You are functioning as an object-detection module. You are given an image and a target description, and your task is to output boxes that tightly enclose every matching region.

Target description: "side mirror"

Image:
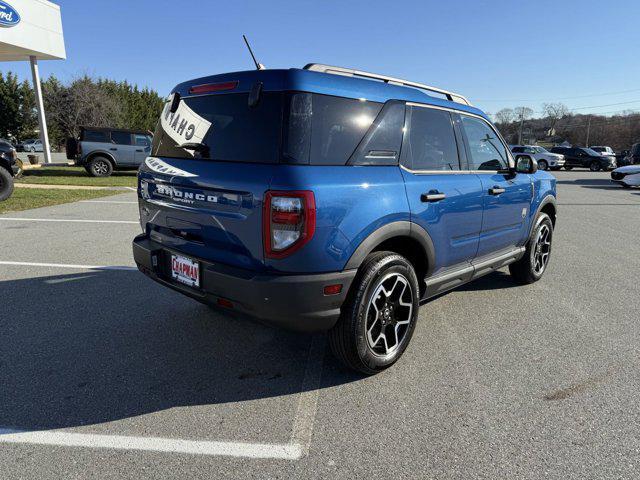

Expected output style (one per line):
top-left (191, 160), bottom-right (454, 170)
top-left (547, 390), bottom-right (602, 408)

top-left (515, 154), bottom-right (538, 174)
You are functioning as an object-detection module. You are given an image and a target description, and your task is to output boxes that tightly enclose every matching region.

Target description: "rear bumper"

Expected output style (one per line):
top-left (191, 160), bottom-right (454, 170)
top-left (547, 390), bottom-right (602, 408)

top-left (132, 235), bottom-right (356, 332)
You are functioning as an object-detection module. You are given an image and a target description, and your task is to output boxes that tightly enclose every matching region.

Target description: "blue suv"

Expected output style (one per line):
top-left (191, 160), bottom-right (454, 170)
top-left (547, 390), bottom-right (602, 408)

top-left (133, 64), bottom-right (557, 374)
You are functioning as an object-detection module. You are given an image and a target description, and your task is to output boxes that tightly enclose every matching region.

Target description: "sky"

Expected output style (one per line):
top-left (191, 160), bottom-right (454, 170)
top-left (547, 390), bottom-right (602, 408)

top-left (2, 0), bottom-right (640, 118)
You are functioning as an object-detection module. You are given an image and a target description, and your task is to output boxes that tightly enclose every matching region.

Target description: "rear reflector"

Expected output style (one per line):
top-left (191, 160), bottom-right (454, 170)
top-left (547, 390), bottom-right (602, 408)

top-left (189, 81), bottom-right (238, 95)
top-left (323, 284), bottom-right (343, 296)
top-left (217, 298), bottom-right (234, 309)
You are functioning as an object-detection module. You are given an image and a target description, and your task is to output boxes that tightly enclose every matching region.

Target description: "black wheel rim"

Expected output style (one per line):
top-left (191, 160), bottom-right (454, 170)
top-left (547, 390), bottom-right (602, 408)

top-left (365, 273), bottom-right (413, 356)
top-left (531, 224), bottom-right (551, 275)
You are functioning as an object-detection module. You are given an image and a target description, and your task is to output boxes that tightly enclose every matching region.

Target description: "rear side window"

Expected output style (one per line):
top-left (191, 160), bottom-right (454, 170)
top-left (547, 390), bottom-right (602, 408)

top-left (400, 106), bottom-right (460, 171)
top-left (460, 115), bottom-right (508, 170)
top-left (284, 93), bottom-right (383, 165)
top-left (83, 130), bottom-right (109, 143)
top-left (512, 146), bottom-right (524, 153)
top-left (111, 131), bottom-right (132, 145)
top-left (348, 101), bottom-right (405, 166)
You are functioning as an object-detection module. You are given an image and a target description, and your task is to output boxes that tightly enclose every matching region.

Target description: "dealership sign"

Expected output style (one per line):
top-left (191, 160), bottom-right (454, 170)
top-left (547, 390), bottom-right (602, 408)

top-left (0, 1), bottom-right (20, 27)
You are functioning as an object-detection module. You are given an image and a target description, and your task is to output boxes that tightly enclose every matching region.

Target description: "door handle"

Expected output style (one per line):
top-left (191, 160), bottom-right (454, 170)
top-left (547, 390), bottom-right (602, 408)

top-left (110, 148), bottom-right (117, 151)
top-left (136, 149), bottom-right (143, 152)
top-left (489, 186), bottom-right (506, 195)
top-left (420, 192), bottom-right (446, 203)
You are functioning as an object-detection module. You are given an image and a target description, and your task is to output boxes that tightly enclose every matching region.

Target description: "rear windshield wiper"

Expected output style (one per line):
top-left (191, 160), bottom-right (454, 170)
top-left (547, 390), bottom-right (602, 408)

top-left (179, 142), bottom-right (210, 156)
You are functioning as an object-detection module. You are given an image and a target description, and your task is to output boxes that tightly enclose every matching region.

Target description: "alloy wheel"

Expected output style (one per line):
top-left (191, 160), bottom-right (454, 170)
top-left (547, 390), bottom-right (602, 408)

top-left (532, 224), bottom-right (551, 275)
top-left (365, 273), bottom-right (413, 356)
top-left (94, 161), bottom-right (109, 176)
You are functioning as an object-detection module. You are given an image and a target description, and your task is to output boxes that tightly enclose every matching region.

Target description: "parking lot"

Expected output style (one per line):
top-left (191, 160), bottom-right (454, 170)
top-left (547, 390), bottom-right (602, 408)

top-left (0, 170), bottom-right (638, 479)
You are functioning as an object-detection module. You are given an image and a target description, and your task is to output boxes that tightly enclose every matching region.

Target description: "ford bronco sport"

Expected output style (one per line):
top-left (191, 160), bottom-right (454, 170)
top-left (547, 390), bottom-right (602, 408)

top-left (133, 64), bottom-right (557, 374)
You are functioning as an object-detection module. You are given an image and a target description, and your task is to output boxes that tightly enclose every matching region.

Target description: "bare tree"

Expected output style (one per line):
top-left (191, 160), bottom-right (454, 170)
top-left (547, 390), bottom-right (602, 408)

top-left (45, 75), bottom-right (120, 139)
top-left (494, 108), bottom-right (515, 125)
top-left (541, 102), bottom-right (569, 135)
top-left (513, 107), bottom-right (534, 144)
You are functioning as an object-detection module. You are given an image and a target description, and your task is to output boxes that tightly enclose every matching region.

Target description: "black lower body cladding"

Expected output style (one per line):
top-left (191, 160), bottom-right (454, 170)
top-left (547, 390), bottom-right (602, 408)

top-left (132, 235), bottom-right (357, 332)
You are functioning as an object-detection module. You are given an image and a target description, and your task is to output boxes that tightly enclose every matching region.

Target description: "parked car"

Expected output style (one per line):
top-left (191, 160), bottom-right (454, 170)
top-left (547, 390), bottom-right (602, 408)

top-left (589, 145), bottom-right (615, 157)
top-left (549, 146), bottom-right (616, 171)
top-left (132, 64), bottom-right (557, 374)
top-left (615, 149), bottom-right (631, 167)
top-left (611, 165), bottom-right (640, 188)
top-left (624, 143), bottom-right (640, 165)
top-left (510, 145), bottom-right (565, 171)
top-left (15, 138), bottom-right (37, 152)
top-left (18, 139), bottom-right (43, 153)
top-left (66, 127), bottom-right (153, 177)
top-left (0, 139), bottom-right (19, 201)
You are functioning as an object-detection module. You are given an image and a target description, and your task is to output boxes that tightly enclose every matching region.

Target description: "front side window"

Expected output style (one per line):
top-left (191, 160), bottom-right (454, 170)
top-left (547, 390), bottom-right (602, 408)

top-left (460, 115), bottom-right (508, 170)
top-left (134, 134), bottom-right (151, 147)
top-left (400, 106), bottom-right (460, 171)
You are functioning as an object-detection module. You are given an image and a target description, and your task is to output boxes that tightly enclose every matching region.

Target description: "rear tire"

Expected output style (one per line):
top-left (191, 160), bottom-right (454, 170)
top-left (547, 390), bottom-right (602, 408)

top-left (0, 167), bottom-right (15, 202)
top-left (509, 213), bottom-right (553, 284)
top-left (87, 156), bottom-right (113, 177)
top-left (328, 251), bottom-right (420, 375)
top-left (538, 160), bottom-right (548, 171)
top-left (589, 161), bottom-right (601, 172)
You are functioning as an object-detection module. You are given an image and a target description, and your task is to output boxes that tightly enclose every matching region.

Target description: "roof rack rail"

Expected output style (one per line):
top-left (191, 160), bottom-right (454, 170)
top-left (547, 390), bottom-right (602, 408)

top-left (303, 63), bottom-right (471, 106)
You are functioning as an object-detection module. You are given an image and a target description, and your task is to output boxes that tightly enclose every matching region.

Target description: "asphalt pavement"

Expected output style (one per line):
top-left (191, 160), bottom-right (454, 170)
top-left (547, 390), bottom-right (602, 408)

top-left (0, 171), bottom-right (638, 479)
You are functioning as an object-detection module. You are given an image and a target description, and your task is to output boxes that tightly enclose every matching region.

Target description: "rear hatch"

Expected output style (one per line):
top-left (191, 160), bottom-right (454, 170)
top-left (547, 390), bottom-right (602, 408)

top-left (139, 72), bottom-right (286, 271)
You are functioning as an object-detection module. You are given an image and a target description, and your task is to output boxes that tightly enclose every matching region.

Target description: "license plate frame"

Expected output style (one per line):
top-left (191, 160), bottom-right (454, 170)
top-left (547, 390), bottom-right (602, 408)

top-left (170, 253), bottom-right (200, 288)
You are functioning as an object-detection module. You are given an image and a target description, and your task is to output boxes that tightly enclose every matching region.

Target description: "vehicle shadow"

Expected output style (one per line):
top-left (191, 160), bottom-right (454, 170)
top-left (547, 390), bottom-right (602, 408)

top-left (0, 269), bottom-right (360, 432)
top-left (455, 270), bottom-right (520, 292)
top-left (555, 178), bottom-right (620, 190)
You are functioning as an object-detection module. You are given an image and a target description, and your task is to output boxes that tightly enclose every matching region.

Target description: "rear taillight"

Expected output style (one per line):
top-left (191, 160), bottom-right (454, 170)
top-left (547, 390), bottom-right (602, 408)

top-left (263, 191), bottom-right (316, 259)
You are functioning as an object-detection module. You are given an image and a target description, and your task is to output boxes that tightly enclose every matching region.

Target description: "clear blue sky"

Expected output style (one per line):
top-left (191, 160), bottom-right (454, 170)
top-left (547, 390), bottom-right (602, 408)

top-left (2, 0), bottom-right (640, 117)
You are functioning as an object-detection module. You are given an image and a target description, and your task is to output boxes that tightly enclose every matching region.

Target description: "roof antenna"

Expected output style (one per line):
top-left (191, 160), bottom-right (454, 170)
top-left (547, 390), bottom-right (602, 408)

top-left (243, 35), bottom-right (265, 70)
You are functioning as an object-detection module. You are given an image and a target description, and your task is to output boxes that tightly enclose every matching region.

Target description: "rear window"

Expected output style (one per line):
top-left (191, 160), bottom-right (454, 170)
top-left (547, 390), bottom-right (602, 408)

top-left (82, 130), bottom-right (109, 143)
top-left (152, 92), bottom-right (283, 163)
top-left (152, 91), bottom-right (384, 165)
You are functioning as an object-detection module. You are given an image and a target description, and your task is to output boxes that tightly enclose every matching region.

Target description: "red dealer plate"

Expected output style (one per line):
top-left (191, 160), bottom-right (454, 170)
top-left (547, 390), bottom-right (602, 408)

top-left (171, 254), bottom-right (200, 288)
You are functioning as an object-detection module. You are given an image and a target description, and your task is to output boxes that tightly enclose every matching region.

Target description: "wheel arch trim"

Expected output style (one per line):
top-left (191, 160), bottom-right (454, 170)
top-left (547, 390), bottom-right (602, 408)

top-left (344, 221), bottom-right (436, 276)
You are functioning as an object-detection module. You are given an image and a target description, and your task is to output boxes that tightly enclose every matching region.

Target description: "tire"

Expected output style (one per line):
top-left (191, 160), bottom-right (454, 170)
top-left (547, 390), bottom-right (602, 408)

top-left (87, 156), bottom-right (113, 177)
top-left (0, 167), bottom-right (15, 202)
top-left (589, 161), bottom-right (601, 172)
top-left (538, 160), bottom-right (548, 171)
top-left (30, 147), bottom-right (36, 153)
top-left (564, 166), bottom-right (573, 170)
top-left (328, 251), bottom-right (420, 375)
top-left (509, 213), bottom-right (553, 285)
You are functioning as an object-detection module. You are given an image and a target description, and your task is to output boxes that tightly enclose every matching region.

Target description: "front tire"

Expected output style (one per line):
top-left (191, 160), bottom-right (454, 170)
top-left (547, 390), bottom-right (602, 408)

top-left (0, 168), bottom-right (14, 201)
top-left (509, 213), bottom-right (553, 284)
top-left (87, 156), bottom-right (113, 177)
top-left (328, 251), bottom-right (420, 375)
top-left (564, 166), bottom-right (573, 170)
top-left (589, 161), bottom-right (601, 172)
top-left (538, 160), bottom-right (548, 171)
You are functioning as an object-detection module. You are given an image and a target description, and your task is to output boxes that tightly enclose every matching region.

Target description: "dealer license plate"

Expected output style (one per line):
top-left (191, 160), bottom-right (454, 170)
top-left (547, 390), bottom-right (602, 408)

top-left (171, 254), bottom-right (200, 288)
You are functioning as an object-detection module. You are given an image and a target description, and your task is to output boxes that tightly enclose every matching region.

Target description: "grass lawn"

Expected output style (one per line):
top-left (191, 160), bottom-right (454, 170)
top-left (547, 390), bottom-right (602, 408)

top-left (0, 188), bottom-right (123, 214)
top-left (17, 167), bottom-right (137, 187)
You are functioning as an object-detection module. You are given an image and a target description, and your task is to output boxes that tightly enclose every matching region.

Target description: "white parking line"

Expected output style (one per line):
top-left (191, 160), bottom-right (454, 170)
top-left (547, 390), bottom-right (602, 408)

top-left (0, 218), bottom-right (138, 224)
top-left (0, 261), bottom-right (137, 271)
top-left (0, 334), bottom-right (326, 460)
top-left (79, 200), bottom-right (138, 204)
top-left (0, 429), bottom-right (302, 460)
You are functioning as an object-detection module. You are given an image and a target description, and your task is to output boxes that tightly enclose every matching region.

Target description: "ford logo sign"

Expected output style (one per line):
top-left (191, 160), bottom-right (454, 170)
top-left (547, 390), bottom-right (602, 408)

top-left (0, 1), bottom-right (20, 28)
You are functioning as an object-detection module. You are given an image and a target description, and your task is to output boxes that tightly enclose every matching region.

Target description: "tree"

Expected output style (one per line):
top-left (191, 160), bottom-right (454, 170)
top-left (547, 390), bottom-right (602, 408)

top-left (513, 107), bottom-right (534, 144)
top-left (494, 108), bottom-right (515, 125)
top-left (0, 72), bottom-right (22, 140)
top-left (541, 102), bottom-right (569, 135)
